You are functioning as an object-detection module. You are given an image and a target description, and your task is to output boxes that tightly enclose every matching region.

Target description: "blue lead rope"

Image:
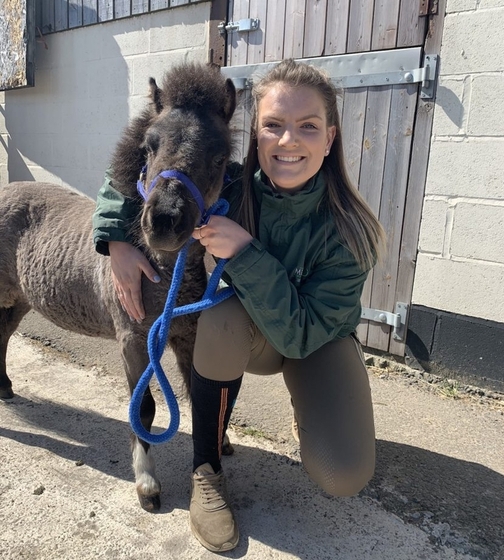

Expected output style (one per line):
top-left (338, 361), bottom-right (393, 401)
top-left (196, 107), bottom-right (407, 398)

top-left (129, 198), bottom-right (234, 445)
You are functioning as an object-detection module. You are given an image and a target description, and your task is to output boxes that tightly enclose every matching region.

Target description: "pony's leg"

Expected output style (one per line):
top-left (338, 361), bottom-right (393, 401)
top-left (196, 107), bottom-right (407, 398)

top-left (0, 303), bottom-right (30, 399)
top-left (129, 389), bottom-right (161, 512)
top-left (120, 336), bottom-right (161, 512)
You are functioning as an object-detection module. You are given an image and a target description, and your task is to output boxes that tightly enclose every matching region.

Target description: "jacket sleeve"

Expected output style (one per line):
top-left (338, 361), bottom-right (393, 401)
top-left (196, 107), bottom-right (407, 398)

top-left (223, 239), bottom-right (368, 359)
top-left (92, 168), bottom-right (142, 256)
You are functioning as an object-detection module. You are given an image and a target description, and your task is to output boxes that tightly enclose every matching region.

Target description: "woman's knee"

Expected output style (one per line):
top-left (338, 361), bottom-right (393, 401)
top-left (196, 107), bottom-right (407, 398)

top-left (194, 296), bottom-right (254, 380)
top-left (303, 447), bottom-right (375, 497)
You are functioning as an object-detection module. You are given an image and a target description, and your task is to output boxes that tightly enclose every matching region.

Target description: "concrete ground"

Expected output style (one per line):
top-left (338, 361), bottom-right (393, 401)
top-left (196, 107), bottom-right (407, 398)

top-left (0, 311), bottom-right (503, 559)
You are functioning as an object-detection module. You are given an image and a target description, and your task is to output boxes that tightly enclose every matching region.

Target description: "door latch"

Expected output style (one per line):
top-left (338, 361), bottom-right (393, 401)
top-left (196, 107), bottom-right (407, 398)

top-left (218, 18), bottom-right (260, 37)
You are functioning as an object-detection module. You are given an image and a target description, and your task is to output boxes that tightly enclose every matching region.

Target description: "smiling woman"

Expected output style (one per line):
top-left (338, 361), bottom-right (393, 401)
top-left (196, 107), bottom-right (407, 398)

top-left (92, 58), bottom-right (386, 553)
top-left (256, 84), bottom-right (336, 193)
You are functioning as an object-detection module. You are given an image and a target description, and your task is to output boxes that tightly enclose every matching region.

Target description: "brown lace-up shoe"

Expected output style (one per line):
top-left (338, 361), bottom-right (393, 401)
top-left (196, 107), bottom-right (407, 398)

top-left (189, 463), bottom-right (239, 552)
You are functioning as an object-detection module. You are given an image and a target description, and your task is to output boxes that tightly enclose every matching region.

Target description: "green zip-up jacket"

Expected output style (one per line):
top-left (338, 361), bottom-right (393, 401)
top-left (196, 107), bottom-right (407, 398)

top-left (92, 164), bottom-right (370, 359)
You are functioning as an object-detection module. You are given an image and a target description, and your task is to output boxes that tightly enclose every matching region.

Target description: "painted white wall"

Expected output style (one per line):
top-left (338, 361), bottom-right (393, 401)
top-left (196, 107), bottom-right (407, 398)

top-left (0, 3), bottom-right (211, 197)
top-left (412, 0), bottom-right (504, 323)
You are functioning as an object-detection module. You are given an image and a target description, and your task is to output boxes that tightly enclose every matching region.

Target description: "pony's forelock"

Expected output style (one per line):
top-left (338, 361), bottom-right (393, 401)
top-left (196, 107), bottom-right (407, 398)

top-left (160, 63), bottom-right (229, 113)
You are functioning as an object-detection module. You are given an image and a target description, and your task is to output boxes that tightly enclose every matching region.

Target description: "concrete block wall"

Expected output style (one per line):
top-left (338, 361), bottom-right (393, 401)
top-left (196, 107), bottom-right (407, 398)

top-left (412, 0), bottom-right (504, 324)
top-left (0, 3), bottom-right (211, 197)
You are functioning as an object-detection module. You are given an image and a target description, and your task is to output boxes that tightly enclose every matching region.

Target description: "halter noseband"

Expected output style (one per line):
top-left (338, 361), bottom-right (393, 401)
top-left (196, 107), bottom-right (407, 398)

top-left (137, 166), bottom-right (207, 224)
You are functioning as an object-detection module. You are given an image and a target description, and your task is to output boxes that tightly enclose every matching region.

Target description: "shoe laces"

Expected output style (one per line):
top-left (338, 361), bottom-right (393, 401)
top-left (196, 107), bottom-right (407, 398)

top-left (195, 471), bottom-right (227, 507)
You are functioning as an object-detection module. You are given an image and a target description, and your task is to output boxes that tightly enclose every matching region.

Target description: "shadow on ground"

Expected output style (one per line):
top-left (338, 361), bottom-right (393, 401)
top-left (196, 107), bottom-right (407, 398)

top-left (2, 391), bottom-right (503, 559)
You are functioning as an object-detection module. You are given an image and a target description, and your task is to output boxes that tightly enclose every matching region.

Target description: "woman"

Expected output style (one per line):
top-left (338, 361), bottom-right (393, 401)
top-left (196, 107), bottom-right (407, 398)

top-left (93, 59), bottom-right (385, 553)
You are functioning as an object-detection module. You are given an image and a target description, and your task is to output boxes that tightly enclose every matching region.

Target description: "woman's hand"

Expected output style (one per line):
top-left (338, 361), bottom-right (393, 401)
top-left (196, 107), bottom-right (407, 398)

top-left (192, 216), bottom-right (253, 259)
top-left (108, 241), bottom-right (160, 322)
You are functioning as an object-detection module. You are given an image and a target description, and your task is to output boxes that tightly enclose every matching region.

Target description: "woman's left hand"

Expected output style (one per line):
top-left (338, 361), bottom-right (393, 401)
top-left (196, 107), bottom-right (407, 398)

top-left (192, 215), bottom-right (253, 259)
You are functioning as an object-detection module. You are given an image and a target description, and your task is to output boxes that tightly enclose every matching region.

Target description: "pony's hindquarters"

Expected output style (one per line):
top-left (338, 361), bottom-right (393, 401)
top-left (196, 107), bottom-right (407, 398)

top-left (1, 182), bottom-right (117, 339)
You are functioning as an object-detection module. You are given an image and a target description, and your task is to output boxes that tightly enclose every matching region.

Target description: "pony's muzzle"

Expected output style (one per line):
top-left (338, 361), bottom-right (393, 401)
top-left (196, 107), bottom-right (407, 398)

top-left (141, 184), bottom-right (200, 251)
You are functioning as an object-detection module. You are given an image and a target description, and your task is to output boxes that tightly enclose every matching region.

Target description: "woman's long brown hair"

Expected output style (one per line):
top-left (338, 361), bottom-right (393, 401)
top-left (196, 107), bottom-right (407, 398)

top-left (238, 59), bottom-right (386, 271)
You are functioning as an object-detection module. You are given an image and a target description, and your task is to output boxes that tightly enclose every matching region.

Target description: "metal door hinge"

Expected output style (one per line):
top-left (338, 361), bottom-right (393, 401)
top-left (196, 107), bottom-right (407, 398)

top-left (221, 48), bottom-right (439, 99)
top-left (218, 18), bottom-right (260, 37)
top-left (361, 303), bottom-right (409, 341)
top-left (420, 0), bottom-right (439, 16)
top-left (406, 54), bottom-right (438, 99)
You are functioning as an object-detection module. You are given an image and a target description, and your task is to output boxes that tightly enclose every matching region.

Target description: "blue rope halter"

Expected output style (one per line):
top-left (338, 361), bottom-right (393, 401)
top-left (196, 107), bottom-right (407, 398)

top-left (130, 167), bottom-right (234, 445)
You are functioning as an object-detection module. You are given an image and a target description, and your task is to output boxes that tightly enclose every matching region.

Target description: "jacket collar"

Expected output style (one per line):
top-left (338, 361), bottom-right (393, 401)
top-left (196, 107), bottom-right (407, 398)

top-left (253, 169), bottom-right (326, 216)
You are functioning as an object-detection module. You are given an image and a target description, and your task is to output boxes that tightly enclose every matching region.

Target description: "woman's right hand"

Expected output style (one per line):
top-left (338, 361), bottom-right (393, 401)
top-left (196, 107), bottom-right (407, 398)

top-left (108, 241), bottom-right (160, 322)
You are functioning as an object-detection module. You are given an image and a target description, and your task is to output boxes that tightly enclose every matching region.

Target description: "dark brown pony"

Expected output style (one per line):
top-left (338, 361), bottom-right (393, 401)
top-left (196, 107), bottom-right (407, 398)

top-left (0, 62), bottom-right (236, 511)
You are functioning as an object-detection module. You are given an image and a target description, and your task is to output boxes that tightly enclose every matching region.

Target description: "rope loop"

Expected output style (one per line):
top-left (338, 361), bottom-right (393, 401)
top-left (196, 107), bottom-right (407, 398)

top-left (129, 198), bottom-right (234, 445)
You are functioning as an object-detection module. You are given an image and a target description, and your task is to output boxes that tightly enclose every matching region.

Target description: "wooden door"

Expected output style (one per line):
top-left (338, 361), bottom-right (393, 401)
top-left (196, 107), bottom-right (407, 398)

top-left (220, 0), bottom-right (443, 356)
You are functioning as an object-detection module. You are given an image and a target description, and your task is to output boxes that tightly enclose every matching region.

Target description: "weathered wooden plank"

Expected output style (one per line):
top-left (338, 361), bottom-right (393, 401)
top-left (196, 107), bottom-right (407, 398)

top-left (208, 0), bottom-right (227, 65)
top-left (341, 87), bottom-right (368, 343)
top-left (151, 0), bottom-right (169, 10)
top-left (40, 0), bottom-right (55, 33)
top-left (389, 0), bottom-right (447, 356)
top-left (132, 0), bottom-right (149, 14)
top-left (69, 0), bottom-right (83, 28)
top-left (247, 0), bottom-right (268, 63)
top-left (371, 0), bottom-right (400, 50)
top-left (228, 0), bottom-right (249, 67)
top-left (340, 87), bottom-right (367, 188)
top-left (83, 0), bottom-right (98, 25)
top-left (35, 0), bottom-right (43, 28)
top-left (114, 0), bottom-right (131, 18)
top-left (397, 0), bottom-right (426, 48)
top-left (356, 86), bottom-right (392, 345)
top-left (283, 0), bottom-right (305, 60)
top-left (324, 0), bottom-right (350, 55)
top-left (303, 0), bottom-right (328, 57)
top-left (359, 87), bottom-right (392, 216)
top-left (226, 0), bottom-right (251, 159)
top-left (355, 274), bottom-right (372, 344)
top-left (98, 0), bottom-right (113, 22)
top-left (388, 94), bottom-right (433, 355)
top-left (26, 0), bottom-right (35, 86)
top-left (347, 0), bottom-right (374, 53)
top-left (367, 83), bottom-right (417, 351)
top-left (225, 0), bottom-right (234, 65)
top-left (264, 0), bottom-right (286, 62)
top-left (229, 88), bottom-right (251, 164)
top-left (54, 0), bottom-right (68, 31)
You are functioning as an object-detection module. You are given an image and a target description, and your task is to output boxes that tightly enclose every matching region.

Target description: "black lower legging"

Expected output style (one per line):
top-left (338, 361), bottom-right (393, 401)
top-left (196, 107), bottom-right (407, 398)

top-left (193, 296), bottom-right (375, 497)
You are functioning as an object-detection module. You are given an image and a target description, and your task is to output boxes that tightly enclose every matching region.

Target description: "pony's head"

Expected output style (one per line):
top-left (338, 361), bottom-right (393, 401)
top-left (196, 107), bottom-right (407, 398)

top-left (111, 62), bottom-right (236, 254)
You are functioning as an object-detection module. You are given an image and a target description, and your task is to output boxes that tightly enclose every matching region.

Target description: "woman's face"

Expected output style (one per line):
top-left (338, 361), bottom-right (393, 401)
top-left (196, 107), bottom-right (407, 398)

top-left (256, 84), bottom-right (336, 193)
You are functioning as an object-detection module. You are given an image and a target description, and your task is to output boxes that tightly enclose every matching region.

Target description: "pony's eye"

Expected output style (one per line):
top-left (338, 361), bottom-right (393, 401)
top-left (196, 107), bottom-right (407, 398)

top-left (213, 155), bottom-right (227, 167)
top-left (144, 131), bottom-right (160, 154)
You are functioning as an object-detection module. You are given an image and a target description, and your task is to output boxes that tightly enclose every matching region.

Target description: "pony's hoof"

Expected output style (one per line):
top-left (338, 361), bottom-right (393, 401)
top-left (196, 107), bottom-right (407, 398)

top-left (138, 492), bottom-right (161, 512)
top-left (222, 433), bottom-right (234, 456)
top-left (0, 386), bottom-right (14, 399)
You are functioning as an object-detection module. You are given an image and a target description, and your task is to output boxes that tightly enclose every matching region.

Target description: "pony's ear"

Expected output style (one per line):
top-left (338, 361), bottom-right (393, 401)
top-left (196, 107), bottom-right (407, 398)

top-left (222, 78), bottom-right (237, 124)
top-left (149, 77), bottom-right (163, 114)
